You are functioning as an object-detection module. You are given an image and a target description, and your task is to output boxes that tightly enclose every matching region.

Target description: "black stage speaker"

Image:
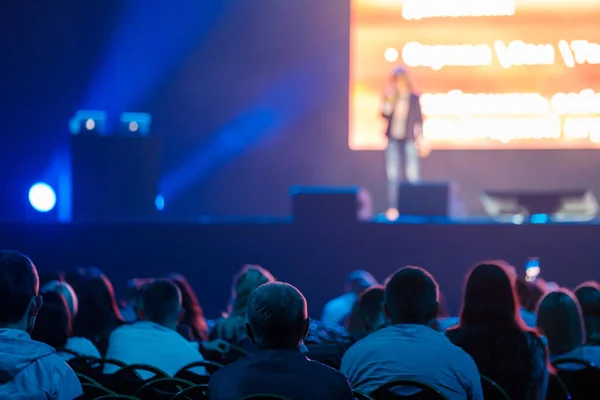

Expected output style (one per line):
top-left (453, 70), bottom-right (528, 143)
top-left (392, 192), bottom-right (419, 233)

top-left (291, 186), bottom-right (370, 224)
top-left (398, 181), bottom-right (462, 217)
top-left (71, 135), bottom-right (161, 222)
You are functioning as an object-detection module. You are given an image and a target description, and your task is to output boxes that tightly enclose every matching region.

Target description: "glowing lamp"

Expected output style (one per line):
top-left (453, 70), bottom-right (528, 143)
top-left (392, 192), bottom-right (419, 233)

top-left (120, 112), bottom-right (152, 136)
top-left (28, 183), bottom-right (56, 213)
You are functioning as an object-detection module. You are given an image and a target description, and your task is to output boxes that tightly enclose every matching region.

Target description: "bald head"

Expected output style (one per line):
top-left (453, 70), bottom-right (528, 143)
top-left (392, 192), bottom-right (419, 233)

top-left (246, 282), bottom-right (309, 349)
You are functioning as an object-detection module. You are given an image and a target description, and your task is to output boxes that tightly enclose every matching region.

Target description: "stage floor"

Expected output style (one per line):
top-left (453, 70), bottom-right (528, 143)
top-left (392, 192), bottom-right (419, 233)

top-left (2, 219), bottom-right (599, 317)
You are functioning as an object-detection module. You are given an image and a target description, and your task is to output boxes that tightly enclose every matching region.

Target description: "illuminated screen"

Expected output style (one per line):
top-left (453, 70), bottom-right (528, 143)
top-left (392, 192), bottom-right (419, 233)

top-left (349, 0), bottom-right (600, 150)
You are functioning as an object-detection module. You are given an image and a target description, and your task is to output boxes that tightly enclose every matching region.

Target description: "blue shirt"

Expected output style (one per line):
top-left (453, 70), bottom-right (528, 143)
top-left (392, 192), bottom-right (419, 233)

top-left (341, 323), bottom-right (483, 400)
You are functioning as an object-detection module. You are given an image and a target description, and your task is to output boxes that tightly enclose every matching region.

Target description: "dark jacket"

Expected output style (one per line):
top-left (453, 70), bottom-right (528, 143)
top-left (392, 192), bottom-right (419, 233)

top-left (383, 93), bottom-right (423, 141)
top-left (208, 348), bottom-right (354, 400)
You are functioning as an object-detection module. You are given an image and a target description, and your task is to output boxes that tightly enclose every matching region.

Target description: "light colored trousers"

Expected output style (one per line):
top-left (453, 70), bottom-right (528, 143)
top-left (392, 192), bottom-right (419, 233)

top-left (385, 139), bottom-right (420, 209)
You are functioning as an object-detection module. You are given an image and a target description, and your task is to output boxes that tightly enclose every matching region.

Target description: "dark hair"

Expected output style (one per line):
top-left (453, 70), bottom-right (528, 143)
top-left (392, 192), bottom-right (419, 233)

top-left (384, 266), bottom-right (438, 324)
top-left (0, 250), bottom-right (39, 325)
top-left (575, 282), bottom-right (600, 345)
top-left (139, 279), bottom-right (182, 325)
top-left (537, 289), bottom-right (585, 355)
top-left (447, 261), bottom-right (544, 398)
top-left (247, 282), bottom-right (307, 349)
top-left (347, 285), bottom-right (385, 336)
top-left (169, 273), bottom-right (208, 341)
top-left (31, 291), bottom-right (72, 349)
top-left (72, 274), bottom-right (124, 342)
top-left (460, 262), bottom-right (523, 328)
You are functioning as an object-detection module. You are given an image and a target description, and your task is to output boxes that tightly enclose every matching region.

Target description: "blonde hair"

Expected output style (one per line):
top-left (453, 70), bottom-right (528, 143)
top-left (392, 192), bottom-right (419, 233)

top-left (537, 289), bottom-right (585, 356)
top-left (229, 265), bottom-right (275, 316)
top-left (41, 280), bottom-right (79, 318)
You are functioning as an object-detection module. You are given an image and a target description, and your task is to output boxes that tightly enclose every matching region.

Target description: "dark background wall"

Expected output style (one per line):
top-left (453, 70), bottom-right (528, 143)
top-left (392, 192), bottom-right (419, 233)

top-left (1, 0), bottom-right (600, 221)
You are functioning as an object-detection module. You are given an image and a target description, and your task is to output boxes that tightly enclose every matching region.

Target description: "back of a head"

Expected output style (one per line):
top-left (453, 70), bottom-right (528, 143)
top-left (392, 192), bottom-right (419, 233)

top-left (169, 273), bottom-right (208, 341)
top-left (73, 274), bottom-right (123, 338)
top-left (0, 250), bottom-right (39, 326)
top-left (247, 282), bottom-right (308, 349)
top-left (41, 280), bottom-right (79, 318)
top-left (537, 289), bottom-right (585, 355)
top-left (139, 279), bottom-right (182, 327)
top-left (460, 261), bottom-right (520, 328)
top-left (385, 267), bottom-right (438, 325)
top-left (575, 282), bottom-right (600, 343)
top-left (230, 265), bottom-right (275, 316)
top-left (346, 270), bottom-right (378, 294)
top-left (31, 292), bottom-right (72, 349)
top-left (347, 285), bottom-right (385, 336)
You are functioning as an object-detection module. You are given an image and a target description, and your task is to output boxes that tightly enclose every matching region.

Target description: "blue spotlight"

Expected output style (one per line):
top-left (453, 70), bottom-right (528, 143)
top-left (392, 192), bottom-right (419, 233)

top-left (29, 183), bottom-right (57, 212)
top-left (155, 195), bottom-right (165, 211)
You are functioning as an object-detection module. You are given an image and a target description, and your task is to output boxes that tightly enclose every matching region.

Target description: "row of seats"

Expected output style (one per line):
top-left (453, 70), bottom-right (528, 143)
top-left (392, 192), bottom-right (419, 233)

top-left (70, 353), bottom-right (600, 400)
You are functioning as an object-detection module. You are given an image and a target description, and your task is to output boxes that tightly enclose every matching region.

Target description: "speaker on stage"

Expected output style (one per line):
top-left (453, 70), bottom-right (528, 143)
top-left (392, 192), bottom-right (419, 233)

top-left (397, 181), bottom-right (463, 217)
top-left (481, 189), bottom-right (599, 222)
top-left (291, 186), bottom-right (372, 224)
top-left (71, 135), bottom-right (161, 222)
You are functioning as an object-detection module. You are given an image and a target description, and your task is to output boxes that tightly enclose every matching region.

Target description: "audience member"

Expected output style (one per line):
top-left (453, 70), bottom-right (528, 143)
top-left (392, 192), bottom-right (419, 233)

top-left (0, 250), bottom-right (82, 399)
top-left (515, 278), bottom-right (546, 328)
top-left (446, 261), bottom-right (548, 400)
top-left (434, 292), bottom-right (459, 331)
top-left (31, 291), bottom-right (100, 360)
top-left (321, 270), bottom-right (378, 327)
top-left (118, 278), bottom-right (152, 323)
top-left (104, 279), bottom-right (207, 377)
top-left (537, 289), bottom-right (600, 365)
top-left (72, 273), bottom-right (126, 357)
top-left (209, 282), bottom-right (354, 400)
top-left (211, 265), bottom-right (275, 344)
top-left (308, 285), bottom-right (386, 369)
top-left (575, 282), bottom-right (600, 346)
top-left (169, 272), bottom-right (209, 341)
top-left (341, 266), bottom-right (483, 399)
top-left (41, 280), bottom-right (79, 319)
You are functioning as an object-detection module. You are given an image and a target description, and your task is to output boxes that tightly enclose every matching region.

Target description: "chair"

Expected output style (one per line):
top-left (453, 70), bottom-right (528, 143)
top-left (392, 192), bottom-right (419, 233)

top-left (552, 358), bottom-right (600, 399)
top-left (76, 372), bottom-right (100, 385)
top-left (169, 384), bottom-right (208, 400)
top-left (134, 377), bottom-right (194, 400)
top-left (68, 357), bottom-right (127, 375)
top-left (370, 379), bottom-right (449, 400)
top-left (81, 382), bottom-right (116, 398)
top-left (546, 372), bottom-right (571, 400)
top-left (94, 396), bottom-right (140, 400)
top-left (239, 395), bottom-right (292, 400)
top-left (116, 364), bottom-right (170, 381)
top-left (354, 391), bottom-right (375, 400)
top-left (174, 361), bottom-right (222, 384)
top-left (480, 376), bottom-right (510, 400)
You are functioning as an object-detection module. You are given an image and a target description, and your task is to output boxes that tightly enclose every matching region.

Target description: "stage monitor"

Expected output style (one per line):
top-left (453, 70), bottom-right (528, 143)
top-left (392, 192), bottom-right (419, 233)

top-left (350, 0), bottom-right (600, 151)
top-left (480, 189), bottom-right (599, 222)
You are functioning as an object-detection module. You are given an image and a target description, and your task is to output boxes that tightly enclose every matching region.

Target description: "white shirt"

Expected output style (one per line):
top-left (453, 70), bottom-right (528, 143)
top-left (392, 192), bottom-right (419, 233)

top-left (321, 293), bottom-right (357, 327)
top-left (58, 336), bottom-right (101, 361)
top-left (341, 324), bottom-right (483, 400)
top-left (104, 321), bottom-right (207, 378)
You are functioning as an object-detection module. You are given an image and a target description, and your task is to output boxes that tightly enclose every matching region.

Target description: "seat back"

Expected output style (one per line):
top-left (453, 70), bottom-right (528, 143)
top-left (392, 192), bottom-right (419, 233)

top-left (546, 373), bottom-right (571, 400)
top-left (480, 376), bottom-right (510, 400)
top-left (553, 358), bottom-right (600, 399)
top-left (370, 379), bottom-right (448, 400)
top-left (170, 384), bottom-right (208, 400)
top-left (81, 382), bottom-right (115, 398)
top-left (239, 395), bottom-right (292, 400)
top-left (354, 391), bottom-right (375, 400)
top-left (134, 377), bottom-right (194, 399)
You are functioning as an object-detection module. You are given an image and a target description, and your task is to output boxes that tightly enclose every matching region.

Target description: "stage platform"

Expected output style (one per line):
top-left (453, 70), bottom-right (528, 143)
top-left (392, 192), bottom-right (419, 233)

top-left (2, 218), bottom-right (599, 317)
